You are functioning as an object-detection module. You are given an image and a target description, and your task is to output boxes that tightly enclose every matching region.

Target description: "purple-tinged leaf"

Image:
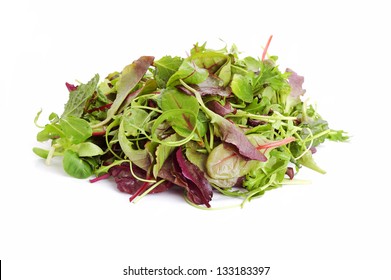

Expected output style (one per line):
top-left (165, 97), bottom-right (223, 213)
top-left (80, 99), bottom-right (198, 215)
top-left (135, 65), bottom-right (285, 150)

top-left (206, 100), bottom-right (235, 116)
top-left (109, 163), bottom-right (172, 195)
top-left (216, 117), bottom-right (267, 161)
top-left (195, 76), bottom-right (232, 97)
top-left (286, 167), bottom-right (294, 180)
top-left (286, 68), bottom-right (306, 98)
top-left (109, 163), bottom-right (145, 194)
top-left (92, 56), bottom-right (154, 128)
top-left (65, 82), bottom-right (77, 92)
top-left (175, 149), bottom-right (213, 207)
top-left (176, 75), bottom-right (232, 97)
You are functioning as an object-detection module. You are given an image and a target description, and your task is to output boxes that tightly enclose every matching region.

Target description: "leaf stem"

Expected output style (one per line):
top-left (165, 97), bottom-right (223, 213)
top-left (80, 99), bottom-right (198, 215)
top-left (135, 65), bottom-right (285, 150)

top-left (294, 128), bottom-right (314, 160)
top-left (262, 35), bottom-right (273, 61)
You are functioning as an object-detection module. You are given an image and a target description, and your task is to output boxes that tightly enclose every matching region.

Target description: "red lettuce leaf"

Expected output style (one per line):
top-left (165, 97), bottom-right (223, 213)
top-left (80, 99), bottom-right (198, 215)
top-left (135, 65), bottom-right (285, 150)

top-left (157, 150), bottom-right (213, 207)
top-left (175, 149), bottom-right (213, 207)
top-left (206, 100), bottom-right (235, 116)
top-left (217, 117), bottom-right (267, 161)
top-left (65, 82), bottom-right (77, 92)
top-left (286, 68), bottom-right (306, 98)
top-left (109, 163), bottom-right (172, 195)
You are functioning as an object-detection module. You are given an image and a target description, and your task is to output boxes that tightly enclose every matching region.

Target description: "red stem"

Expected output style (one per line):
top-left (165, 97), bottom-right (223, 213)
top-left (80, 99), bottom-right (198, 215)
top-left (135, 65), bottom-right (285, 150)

top-left (92, 129), bottom-right (106, 136)
top-left (89, 173), bottom-right (111, 183)
top-left (86, 103), bottom-right (112, 113)
top-left (262, 35), bottom-right (273, 61)
top-left (129, 176), bottom-right (153, 203)
top-left (256, 136), bottom-right (295, 152)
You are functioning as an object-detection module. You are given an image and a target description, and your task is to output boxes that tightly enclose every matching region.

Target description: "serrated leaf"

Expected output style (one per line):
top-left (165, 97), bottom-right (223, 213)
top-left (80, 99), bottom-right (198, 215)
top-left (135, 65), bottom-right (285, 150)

top-left (62, 74), bottom-right (99, 118)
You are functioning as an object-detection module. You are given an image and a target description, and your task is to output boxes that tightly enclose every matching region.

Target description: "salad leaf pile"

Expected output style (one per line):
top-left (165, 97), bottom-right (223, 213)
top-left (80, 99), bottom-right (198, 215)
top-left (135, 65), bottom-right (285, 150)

top-left (33, 37), bottom-right (348, 208)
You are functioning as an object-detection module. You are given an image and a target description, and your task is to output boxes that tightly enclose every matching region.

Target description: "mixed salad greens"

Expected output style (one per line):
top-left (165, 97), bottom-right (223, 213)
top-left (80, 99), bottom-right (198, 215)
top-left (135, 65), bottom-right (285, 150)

top-left (33, 37), bottom-right (348, 208)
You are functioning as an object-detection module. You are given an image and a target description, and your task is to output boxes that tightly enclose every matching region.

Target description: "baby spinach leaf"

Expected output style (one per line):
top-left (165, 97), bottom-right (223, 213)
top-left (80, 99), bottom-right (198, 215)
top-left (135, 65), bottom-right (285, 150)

top-left (154, 56), bottom-right (183, 88)
top-left (166, 60), bottom-right (208, 87)
top-left (189, 50), bottom-right (228, 74)
top-left (32, 147), bottom-right (50, 159)
top-left (151, 109), bottom-right (198, 142)
top-left (63, 150), bottom-right (93, 179)
top-left (160, 87), bottom-right (199, 112)
top-left (59, 116), bottom-right (92, 144)
top-left (230, 74), bottom-right (253, 103)
top-left (71, 142), bottom-right (104, 157)
top-left (122, 108), bottom-right (150, 137)
top-left (216, 58), bottom-right (231, 86)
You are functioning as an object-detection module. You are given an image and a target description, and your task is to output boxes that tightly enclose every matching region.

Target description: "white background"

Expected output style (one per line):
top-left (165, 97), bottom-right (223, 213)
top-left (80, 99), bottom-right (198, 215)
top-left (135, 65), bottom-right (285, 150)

top-left (1, 0), bottom-right (390, 279)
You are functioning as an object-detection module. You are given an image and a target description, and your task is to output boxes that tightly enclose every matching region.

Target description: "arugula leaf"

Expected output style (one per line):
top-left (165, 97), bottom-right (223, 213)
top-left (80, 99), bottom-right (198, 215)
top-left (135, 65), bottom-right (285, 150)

top-left (327, 129), bottom-right (349, 142)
